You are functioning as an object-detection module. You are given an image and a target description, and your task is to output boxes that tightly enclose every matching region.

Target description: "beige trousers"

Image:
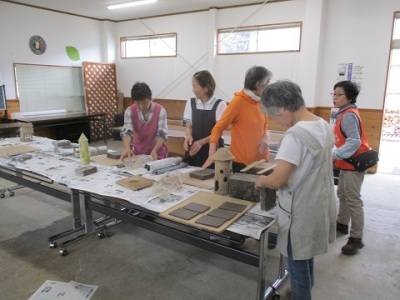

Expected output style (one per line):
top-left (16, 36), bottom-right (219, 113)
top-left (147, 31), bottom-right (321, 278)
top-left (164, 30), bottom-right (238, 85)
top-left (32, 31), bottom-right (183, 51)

top-left (337, 170), bottom-right (365, 239)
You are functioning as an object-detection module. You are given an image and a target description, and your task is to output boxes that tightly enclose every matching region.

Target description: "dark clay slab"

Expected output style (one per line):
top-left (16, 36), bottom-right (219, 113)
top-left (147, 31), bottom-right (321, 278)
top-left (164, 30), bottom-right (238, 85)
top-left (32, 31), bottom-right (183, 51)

top-left (219, 201), bottom-right (247, 213)
top-left (183, 202), bottom-right (210, 213)
top-left (207, 208), bottom-right (237, 220)
top-left (189, 169), bottom-right (215, 180)
top-left (169, 208), bottom-right (199, 220)
top-left (195, 215), bottom-right (227, 228)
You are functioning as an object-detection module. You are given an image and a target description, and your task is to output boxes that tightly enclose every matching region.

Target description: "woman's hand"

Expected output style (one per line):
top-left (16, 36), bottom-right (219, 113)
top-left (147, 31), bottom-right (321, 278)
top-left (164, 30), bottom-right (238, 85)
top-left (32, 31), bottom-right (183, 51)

top-left (183, 136), bottom-right (193, 151)
top-left (120, 149), bottom-right (131, 160)
top-left (189, 140), bottom-right (203, 156)
top-left (150, 149), bottom-right (158, 161)
top-left (258, 136), bottom-right (269, 154)
top-left (202, 156), bottom-right (214, 168)
top-left (202, 142), bottom-right (217, 168)
top-left (255, 175), bottom-right (267, 189)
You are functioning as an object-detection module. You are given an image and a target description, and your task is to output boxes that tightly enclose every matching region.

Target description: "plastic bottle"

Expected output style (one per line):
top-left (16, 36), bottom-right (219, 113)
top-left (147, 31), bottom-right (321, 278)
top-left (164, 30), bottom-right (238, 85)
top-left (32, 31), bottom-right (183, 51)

top-left (78, 133), bottom-right (90, 165)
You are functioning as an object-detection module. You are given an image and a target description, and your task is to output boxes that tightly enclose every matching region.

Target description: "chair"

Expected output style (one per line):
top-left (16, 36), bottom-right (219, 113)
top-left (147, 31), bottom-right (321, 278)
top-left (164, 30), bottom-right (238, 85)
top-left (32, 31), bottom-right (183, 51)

top-left (111, 113), bottom-right (124, 141)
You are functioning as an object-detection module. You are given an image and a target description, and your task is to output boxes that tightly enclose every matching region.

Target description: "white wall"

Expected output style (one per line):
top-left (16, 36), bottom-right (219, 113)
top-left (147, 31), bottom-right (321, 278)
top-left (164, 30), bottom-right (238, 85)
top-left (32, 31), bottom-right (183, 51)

top-left (0, 2), bottom-right (104, 99)
top-left (114, 0), bottom-right (400, 109)
top-left (318, 0), bottom-right (400, 109)
top-left (116, 11), bottom-right (212, 100)
top-left (1, 0), bottom-right (399, 110)
top-left (115, 0), bottom-right (309, 102)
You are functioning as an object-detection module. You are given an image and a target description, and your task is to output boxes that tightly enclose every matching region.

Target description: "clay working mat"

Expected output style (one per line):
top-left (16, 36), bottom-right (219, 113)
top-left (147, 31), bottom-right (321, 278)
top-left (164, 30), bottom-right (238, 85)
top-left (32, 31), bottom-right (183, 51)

top-left (116, 176), bottom-right (155, 191)
top-left (91, 154), bottom-right (122, 166)
top-left (160, 191), bottom-right (255, 233)
top-left (0, 145), bottom-right (40, 157)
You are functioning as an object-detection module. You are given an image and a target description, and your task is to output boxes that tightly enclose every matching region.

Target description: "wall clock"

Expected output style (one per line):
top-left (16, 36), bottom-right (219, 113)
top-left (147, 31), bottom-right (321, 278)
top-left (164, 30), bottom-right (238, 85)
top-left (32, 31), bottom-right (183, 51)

top-left (29, 35), bottom-right (47, 55)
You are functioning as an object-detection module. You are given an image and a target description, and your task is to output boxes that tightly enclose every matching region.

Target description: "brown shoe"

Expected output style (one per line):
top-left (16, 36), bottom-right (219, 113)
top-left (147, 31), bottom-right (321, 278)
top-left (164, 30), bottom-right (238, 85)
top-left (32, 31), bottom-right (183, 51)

top-left (341, 237), bottom-right (364, 255)
top-left (336, 222), bottom-right (349, 234)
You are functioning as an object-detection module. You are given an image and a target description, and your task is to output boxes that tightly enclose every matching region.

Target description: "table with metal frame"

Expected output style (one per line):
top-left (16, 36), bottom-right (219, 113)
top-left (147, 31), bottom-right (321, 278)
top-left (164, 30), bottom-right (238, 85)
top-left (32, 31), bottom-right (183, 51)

top-left (82, 190), bottom-right (288, 300)
top-left (0, 149), bottom-right (288, 300)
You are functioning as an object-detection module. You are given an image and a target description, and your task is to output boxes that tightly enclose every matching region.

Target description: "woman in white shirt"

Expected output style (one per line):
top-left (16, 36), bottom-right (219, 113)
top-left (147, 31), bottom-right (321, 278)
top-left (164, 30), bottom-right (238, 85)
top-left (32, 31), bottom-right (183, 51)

top-left (255, 80), bottom-right (336, 300)
top-left (183, 70), bottom-right (227, 167)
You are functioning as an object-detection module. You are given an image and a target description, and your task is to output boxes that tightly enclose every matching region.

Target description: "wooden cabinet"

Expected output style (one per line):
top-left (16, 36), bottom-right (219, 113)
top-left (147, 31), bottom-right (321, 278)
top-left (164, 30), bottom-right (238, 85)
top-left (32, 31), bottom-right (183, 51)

top-left (0, 100), bottom-right (20, 119)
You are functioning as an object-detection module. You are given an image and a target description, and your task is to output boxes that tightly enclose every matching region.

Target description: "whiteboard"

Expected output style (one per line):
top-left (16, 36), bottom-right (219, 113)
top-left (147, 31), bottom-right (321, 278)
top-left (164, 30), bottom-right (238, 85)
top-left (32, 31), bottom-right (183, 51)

top-left (14, 63), bottom-right (86, 113)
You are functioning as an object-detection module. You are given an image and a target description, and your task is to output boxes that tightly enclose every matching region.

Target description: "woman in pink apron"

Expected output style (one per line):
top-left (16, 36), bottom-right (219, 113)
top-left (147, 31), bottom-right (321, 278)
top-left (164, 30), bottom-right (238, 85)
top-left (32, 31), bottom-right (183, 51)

top-left (120, 82), bottom-right (168, 161)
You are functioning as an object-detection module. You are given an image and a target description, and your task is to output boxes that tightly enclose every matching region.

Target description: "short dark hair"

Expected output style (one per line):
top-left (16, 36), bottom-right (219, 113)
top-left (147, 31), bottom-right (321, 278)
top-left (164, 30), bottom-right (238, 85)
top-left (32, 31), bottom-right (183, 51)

top-left (260, 80), bottom-right (305, 115)
top-left (193, 70), bottom-right (216, 98)
top-left (244, 66), bottom-right (273, 91)
top-left (131, 82), bottom-right (152, 102)
top-left (334, 81), bottom-right (359, 104)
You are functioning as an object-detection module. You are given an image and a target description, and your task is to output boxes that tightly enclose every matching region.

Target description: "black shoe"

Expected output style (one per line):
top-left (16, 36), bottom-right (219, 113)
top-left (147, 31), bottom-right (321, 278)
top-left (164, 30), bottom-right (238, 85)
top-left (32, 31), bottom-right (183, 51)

top-left (341, 237), bottom-right (364, 255)
top-left (336, 222), bottom-right (349, 234)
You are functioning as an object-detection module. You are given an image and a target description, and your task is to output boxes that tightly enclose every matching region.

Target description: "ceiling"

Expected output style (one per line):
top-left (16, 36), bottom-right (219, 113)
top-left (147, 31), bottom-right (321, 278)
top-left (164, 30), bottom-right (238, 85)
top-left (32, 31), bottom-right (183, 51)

top-left (4, 0), bottom-right (274, 22)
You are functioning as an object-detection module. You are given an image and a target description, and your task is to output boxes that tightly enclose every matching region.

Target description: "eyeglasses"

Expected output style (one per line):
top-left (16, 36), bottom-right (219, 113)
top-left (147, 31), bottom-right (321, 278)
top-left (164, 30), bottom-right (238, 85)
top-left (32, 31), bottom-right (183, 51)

top-left (330, 93), bottom-right (345, 98)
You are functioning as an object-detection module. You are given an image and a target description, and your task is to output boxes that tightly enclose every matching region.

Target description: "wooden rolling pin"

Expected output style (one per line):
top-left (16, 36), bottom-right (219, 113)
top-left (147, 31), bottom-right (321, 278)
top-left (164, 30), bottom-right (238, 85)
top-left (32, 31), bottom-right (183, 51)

top-left (240, 159), bottom-right (266, 172)
top-left (256, 163), bottom-right (277, 175)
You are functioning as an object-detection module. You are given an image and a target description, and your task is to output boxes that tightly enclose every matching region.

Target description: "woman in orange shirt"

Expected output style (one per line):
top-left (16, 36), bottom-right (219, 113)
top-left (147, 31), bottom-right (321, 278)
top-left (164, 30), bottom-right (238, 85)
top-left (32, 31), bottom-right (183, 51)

top-left (203, 66), bottom-right (272, 173)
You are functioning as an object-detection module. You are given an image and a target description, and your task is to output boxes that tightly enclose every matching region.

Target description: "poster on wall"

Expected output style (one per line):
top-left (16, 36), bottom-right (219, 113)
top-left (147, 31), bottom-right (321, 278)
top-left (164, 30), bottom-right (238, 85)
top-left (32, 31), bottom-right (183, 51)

top-left (337, 63), bottom-right (364, 90)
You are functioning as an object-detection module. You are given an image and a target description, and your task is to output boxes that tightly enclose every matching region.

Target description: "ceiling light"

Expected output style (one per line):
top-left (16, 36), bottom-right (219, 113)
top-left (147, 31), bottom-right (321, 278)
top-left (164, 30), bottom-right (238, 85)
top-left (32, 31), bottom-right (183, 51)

top-left (107, 0), bottom-right (157, 10)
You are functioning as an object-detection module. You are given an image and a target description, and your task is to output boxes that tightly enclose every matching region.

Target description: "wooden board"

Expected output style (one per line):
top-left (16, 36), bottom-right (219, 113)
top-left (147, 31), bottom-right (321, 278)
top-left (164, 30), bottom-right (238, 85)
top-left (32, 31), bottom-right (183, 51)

top-left (181, 172), bottom-right (214, 190)
top-left (160, 191), bottom-right (254, 233)
top-left (0, 145), bottom-right (40, 157)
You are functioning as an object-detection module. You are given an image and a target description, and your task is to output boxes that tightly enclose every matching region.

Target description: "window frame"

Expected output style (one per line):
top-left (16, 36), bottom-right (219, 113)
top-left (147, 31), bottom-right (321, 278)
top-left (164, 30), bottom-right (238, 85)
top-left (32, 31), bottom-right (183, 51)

top-left (217, 21), bottom-right (302, 55)
top-left (120, 32), bottom-right (177, 59)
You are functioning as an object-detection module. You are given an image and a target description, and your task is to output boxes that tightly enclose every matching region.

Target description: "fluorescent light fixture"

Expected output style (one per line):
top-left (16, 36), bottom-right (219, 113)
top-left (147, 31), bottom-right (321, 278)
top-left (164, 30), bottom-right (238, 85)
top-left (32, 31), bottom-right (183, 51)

top-left (107, 0), bottom-right (157, 10)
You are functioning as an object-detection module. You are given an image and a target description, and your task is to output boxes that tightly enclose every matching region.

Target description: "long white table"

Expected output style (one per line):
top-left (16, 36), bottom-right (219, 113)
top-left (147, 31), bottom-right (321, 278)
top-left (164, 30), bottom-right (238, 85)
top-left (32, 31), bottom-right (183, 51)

top-left (0, 136), bottom-right (287, 300)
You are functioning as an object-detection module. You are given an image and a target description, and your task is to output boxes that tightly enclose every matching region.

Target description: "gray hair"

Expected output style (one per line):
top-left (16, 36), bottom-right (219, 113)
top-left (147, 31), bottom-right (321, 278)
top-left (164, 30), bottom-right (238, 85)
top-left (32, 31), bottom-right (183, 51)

top-left (244, 66), bottom-right (273, 91)
top-left (260, 80), bottom-right (305, 115)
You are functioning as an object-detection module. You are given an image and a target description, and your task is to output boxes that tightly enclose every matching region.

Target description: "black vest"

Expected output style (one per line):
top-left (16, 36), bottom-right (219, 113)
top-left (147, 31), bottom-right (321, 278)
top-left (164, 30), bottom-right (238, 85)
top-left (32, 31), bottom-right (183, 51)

top-left (186, 98), bottom-right (224, 167)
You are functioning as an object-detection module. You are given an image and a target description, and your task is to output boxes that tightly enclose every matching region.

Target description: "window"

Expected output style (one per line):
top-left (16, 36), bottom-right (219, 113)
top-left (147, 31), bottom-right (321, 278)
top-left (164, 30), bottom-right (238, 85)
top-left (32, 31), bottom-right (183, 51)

top-left (217, 22), bottom-right (301, 55)
top-left (121, 33), bottom-right (177, 58)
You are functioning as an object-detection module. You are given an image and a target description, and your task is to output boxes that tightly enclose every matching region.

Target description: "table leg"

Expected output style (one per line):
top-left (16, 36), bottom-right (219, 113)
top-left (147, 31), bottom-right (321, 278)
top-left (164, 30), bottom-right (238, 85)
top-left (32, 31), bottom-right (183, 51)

top-left (83, 193), bottom-right (93, 233)
top-left (48, 189), bottom-right (85, 246)
top-left (257, 228), bottom-right (289, 300)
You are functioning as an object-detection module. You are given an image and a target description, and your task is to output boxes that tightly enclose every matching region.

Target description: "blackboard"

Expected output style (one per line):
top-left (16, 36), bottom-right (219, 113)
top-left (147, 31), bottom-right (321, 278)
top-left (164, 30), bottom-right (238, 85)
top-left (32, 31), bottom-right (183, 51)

top-left (14, 63), bottom-right (85, 113)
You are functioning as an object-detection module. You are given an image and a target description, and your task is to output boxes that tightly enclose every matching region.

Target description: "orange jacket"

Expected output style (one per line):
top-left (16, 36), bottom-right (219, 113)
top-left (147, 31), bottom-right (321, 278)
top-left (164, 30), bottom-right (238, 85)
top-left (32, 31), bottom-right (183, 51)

top-left (210, 90), bottom-right (269, 165)
top-left (334, 108), bottom-right (370, 170)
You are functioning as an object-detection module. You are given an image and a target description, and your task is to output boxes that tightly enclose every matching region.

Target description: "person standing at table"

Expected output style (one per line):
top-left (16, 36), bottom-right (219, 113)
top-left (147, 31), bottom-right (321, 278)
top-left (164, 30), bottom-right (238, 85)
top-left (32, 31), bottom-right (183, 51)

top-left (255, 80), bottom-right (336, 300)
top-left (183, 70), bottom-right (227, 167)
top-left (203, 66), bottom-right (272, 172)
top-left (120, 82), bottom-right (168, 161)
top-left (331, 80), bottom-right (369, 255)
